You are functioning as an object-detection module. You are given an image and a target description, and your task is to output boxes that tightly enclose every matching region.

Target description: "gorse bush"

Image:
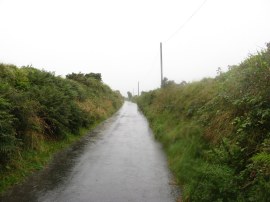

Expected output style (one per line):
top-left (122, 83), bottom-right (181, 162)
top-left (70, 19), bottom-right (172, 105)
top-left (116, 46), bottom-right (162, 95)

top-left (0, 65), bottom-right (123, 170)
top-left (137, 44), bottom-right (270, 201)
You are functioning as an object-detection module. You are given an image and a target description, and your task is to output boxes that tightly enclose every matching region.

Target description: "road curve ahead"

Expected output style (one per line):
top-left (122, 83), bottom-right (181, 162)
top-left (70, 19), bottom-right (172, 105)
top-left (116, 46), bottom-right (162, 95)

top-left (1, 101), bottom-right (180, 202)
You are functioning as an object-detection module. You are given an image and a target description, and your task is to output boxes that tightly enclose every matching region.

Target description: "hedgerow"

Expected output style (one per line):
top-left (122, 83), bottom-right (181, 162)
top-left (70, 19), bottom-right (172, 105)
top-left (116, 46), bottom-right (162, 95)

top-left (0, 65), bottom-right (123, 170)
top-left (137, 44), bottom-right (270, 201)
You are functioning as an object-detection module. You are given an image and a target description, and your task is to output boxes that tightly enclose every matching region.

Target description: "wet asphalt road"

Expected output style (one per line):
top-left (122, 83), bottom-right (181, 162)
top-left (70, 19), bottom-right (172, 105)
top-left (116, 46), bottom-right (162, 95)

top-left (1, 101), bottom-right (179, 202)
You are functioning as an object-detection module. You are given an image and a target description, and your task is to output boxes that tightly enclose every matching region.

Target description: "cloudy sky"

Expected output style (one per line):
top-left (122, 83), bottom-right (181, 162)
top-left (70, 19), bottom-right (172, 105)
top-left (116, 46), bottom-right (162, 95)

top-left (0, 0), bottom-right (269, 96)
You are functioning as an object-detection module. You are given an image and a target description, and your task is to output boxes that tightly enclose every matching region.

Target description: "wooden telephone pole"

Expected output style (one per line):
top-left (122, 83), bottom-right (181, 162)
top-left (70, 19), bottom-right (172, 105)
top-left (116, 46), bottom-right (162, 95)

top-left (138, 81), bottom-right (140, 96)
top-left (160, 42), bottom-right (163, 87)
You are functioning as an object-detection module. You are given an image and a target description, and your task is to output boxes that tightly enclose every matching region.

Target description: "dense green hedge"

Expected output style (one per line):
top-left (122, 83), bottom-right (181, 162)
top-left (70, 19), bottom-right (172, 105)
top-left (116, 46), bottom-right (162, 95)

top-left (137, 44), bottom-right (270, 201)
top-left (0, 64), bottom-right (123, 169)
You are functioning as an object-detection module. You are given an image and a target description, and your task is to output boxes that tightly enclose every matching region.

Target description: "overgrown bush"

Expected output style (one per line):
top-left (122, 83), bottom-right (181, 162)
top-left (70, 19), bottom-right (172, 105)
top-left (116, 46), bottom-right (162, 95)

top-left (0, 64), bottom-right (123, 169)
top-left (137, 44), bottom-right (270, 201)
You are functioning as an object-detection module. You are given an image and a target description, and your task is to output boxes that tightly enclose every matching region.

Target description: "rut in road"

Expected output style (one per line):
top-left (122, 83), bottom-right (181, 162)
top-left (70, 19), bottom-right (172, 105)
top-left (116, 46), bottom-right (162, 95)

top-left (1, 101), bottom-right (180, 202)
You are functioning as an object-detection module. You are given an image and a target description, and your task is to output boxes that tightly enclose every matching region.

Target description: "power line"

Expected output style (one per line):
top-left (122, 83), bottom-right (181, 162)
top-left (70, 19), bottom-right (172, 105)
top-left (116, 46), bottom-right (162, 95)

top-left (142, 1), bottom-right (208, 91)
top-left (163, 0), bottom-right (208, 43)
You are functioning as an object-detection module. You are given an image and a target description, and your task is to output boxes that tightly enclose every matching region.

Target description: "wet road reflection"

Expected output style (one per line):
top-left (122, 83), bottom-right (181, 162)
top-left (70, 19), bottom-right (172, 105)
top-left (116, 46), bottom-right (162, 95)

top-left (1, 102), bottom-right (179, 202)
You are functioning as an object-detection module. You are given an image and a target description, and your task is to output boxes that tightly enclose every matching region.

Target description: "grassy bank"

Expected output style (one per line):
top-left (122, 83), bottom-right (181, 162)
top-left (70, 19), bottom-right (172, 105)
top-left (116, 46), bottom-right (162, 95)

top-left (0, 127), bottom-right (91, 193)
top-left (137, 44), bottom-right (270, 201)
top-left (0, 64), bottom-right (123, 194)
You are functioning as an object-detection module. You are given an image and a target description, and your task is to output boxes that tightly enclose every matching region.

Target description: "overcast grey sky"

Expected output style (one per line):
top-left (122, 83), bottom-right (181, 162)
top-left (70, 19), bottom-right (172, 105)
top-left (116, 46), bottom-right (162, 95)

top-left (0, 0), bottom-right (269, 96)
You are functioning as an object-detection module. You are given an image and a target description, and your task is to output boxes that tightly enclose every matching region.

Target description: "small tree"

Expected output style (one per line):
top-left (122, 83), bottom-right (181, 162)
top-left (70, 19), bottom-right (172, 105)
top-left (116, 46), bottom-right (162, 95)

top-left (162, 77), bottom-right (175, 87)
top-left (85, 73), bottom-right (102, 81)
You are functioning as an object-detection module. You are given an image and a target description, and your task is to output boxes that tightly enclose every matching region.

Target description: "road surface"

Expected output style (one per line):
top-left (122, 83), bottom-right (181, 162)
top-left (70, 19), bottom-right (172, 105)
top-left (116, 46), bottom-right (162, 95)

top-left (1, 102), bottom-right (179, 202)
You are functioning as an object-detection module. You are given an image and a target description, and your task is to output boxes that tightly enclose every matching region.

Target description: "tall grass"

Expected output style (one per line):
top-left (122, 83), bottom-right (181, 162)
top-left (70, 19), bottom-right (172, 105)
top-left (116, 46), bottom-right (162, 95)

top-left (137, 44), bottom-right (270, 201)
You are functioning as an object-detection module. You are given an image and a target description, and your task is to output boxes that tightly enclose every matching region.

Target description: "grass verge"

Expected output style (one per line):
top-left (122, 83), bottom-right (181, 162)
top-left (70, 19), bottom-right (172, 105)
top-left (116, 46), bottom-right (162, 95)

top-left (137, 44), bottom-right (270, 201)
top-left (0, 120), bottom-right (103, 195)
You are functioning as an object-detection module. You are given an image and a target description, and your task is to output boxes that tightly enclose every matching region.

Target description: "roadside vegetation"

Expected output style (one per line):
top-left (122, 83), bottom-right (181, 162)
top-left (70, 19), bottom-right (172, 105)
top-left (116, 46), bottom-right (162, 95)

top-left (137, 44), bottom-right (270, 201)
top-left (0, 65), bottom-right (123, 193)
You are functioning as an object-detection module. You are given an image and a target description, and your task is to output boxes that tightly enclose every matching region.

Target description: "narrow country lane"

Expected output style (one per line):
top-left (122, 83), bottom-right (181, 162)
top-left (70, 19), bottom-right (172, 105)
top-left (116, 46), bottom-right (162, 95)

top-left (1, 102), bottom-right (180, 202)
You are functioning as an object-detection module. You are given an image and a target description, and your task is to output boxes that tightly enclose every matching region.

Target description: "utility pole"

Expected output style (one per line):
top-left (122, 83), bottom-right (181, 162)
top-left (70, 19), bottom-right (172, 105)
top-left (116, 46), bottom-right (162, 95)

top-left (138, 81), bottom-right (140, 96)
top-left (160, 42), bottom-right (163, 88)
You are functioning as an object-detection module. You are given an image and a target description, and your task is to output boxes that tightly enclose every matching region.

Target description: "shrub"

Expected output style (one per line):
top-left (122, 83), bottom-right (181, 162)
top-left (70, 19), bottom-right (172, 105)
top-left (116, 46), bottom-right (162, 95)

top-left (137, 44), bottom-right (270, 201)
top-left (0, 64), bottom-right (123, 169)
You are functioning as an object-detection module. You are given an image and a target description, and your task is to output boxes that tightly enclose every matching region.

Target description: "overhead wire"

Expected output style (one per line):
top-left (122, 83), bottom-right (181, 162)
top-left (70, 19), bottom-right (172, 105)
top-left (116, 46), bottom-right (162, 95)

top-left (163, 0), bottom-right (208, 43)
top-left (140, 0), bottom-right (208, 92)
